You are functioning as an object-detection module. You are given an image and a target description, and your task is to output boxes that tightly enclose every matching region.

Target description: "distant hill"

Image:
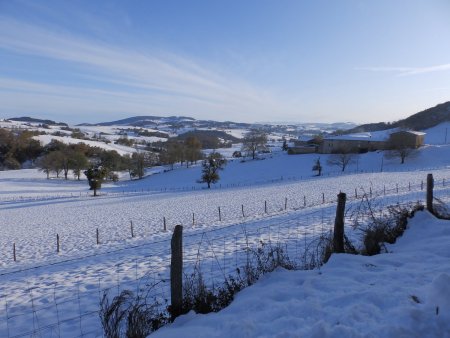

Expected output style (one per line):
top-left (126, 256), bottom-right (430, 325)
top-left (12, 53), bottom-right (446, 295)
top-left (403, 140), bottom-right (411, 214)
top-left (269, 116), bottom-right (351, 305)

top-left (78, 115), bottom-right (196, 127)
top-left (78, 115), bottom-right (255, 131)
top-left (174, 129), bottom-right (242, 148)
top-left (8, 116), bottom-right (68, 126)
top-left (345, 101), bottom-right (450, 133)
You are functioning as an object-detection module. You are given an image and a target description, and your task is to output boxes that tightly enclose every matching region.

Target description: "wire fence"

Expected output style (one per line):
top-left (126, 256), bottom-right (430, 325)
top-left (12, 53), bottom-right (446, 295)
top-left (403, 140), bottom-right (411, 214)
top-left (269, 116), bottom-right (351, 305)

top-left (3, 174), bottom-right (450, 269)
top-left (0, 175), bottom-right (449, 337)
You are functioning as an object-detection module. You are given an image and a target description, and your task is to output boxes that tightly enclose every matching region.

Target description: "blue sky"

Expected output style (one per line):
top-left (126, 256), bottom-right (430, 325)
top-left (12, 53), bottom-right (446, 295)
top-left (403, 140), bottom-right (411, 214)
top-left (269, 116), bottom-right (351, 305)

top-left (0, 0), bottom-right (449, 124)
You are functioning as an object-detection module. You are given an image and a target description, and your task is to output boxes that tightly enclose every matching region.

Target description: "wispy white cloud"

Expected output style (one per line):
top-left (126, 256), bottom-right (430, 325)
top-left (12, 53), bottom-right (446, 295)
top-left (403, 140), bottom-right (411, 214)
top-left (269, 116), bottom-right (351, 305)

top-left (0, 16), bottom-right (296, 122)
top-left (356, 64), bottom-right (450, 76)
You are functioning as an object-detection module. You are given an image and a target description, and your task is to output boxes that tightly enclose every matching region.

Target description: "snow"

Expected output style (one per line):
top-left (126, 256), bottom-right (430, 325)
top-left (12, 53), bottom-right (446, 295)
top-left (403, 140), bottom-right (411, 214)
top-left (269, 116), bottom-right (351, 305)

top-left (424, 122), bottom-right (450, 145)
top-left (33, 134), bottom-right (137, 155)
top-left (0, 121), bottom-right (449, 337)
top-left (222, 129), bottom-right (247, 139)
top-left (153, 211), bottom-right (450, 338)
top-left (324, 129), bottom-right (397, 142)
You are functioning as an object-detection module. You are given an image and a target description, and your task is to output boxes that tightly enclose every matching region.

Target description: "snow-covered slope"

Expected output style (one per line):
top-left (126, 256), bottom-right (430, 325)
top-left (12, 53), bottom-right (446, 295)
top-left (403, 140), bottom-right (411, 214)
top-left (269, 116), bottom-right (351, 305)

top-left (33, 134), bottom-right (137, 155)
top-left (154, 211), bottom-right (450, 338)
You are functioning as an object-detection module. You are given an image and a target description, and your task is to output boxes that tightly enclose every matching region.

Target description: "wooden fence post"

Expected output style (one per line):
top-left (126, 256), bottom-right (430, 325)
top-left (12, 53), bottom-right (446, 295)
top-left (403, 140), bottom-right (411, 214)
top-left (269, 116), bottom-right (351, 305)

top-left (164, 217), bottom-right (167, 231)
top-left (170, 225), bottom-right (183, 320)
top-left (369, 187), bottom-right (372, 198)
top-left (322, 193), bottom-right (325, 204)
top-left (13, 243), bottom-right (16, 262)
top-left (192, 213), bottom-right (195, 226)
top-left (265, 201), bottom-right (267, 213)
top-left (218, 207), bottom-right (221, 221)
top-left (384, 185), bottom-right (386, 195)
top-left (96, 228), bottom-right (99, 245)
top-left (285, 197), bottom-right (287, 210)
top-left (242, 204), bottom-right (245, 217)
top-left (130, 221), bottom-right (134, 238)
top-left (56, 234), bottom-right (60, 253)
top-left (396, 184), bottom-right (398, 194)
top-left (354, 188), bottom-right (357, 198)
top-left (427, 173), bottom-right (434, 213)
top-left (421, 180), bottom-right (424, 190)
top-left (303, 195), bottom-right (306, 207)
top-left (333, 193), bottom-right (346, 253)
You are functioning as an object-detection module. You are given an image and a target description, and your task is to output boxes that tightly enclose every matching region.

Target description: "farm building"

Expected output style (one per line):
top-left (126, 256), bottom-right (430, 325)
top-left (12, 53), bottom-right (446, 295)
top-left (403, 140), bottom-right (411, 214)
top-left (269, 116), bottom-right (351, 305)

top-left (319, 129), bottom-right (426, 154)
top-left (388, 130), bottom-right (425, 148)
top-left (288, 136), bottom-right (320, 155)
top-left (320, 132), bottom-right (387, 153)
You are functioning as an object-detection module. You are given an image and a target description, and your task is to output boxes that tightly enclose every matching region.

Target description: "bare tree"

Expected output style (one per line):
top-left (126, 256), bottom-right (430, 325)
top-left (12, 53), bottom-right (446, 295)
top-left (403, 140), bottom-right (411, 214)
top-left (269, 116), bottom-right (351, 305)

top-left (70, 151), bottom-right (89, 180)
top-left (327, 149), bottom-right (355, 172)
top-left (184, 136), bottom-right (203, 167)
top-left (242, 129), bottom-right (268, 160)
top-left (386, 145), bottom-right (417, 164)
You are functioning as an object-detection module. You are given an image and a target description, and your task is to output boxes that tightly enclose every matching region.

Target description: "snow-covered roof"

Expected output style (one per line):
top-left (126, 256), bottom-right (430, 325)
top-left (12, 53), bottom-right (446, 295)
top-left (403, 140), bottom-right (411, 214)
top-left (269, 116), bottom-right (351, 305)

top-left (297, 135), bottom-right (315, 142)
top-left (391, 130), bottom-right (426, 136)
top-left (324, 132), bottom-right (388, 142)
top-left (324, 128), bottom-right (426, 142)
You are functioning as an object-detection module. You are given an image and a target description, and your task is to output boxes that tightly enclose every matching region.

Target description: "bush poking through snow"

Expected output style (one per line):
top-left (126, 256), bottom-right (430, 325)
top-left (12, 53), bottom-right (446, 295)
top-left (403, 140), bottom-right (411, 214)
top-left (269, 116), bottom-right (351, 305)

top-left (350, 197), bottom-right (424, 255)
top-left (99, 287), bottom-right (168, 338)
top-left (432, 197), bottom-right (450, 220)
top-left (244, 241), bottom-right (296, 285)
top-left (179, 240), bottom-right (295, 317)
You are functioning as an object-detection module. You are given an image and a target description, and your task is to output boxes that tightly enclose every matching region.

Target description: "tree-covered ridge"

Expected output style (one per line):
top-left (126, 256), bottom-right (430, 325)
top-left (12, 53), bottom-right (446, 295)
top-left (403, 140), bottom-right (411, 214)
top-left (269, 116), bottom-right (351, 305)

top-left (344, 101), bottom-right (450, 134)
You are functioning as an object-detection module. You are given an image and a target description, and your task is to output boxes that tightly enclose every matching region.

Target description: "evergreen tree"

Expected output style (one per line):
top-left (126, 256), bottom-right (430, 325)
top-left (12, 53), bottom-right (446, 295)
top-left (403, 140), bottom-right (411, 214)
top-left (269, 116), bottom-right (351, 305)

top-left (312, 157), bottom-right (322, 176)
top-left (282, 138), bottom-right (288, 151)
top-left (198, 152), bottom-right (227, 188)
top-left (84, 166), bottom-right (107, 196)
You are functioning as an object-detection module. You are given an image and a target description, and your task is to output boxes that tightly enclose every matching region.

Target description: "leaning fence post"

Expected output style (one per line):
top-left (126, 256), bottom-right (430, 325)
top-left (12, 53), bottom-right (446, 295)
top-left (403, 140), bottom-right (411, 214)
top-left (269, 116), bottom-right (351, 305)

top-left (170, 225), bottom-right (183, 320)
top-left (333, 193), bottom-right (346, 253)
top-left (427, 173), bottom-right (434, 213)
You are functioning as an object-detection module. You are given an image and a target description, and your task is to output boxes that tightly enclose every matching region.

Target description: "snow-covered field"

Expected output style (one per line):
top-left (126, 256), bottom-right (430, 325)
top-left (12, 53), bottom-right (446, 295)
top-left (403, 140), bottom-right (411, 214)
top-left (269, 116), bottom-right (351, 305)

top-left (0, 121), bottom-right (449, 337)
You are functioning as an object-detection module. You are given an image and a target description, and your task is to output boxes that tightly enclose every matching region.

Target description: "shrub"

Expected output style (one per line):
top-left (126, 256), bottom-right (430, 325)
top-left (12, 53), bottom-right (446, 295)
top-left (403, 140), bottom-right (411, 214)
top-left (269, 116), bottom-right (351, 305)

top-left (351, 199), bottom-right (424, 255)
top-left (100, 289), bottom-right (168, 338)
